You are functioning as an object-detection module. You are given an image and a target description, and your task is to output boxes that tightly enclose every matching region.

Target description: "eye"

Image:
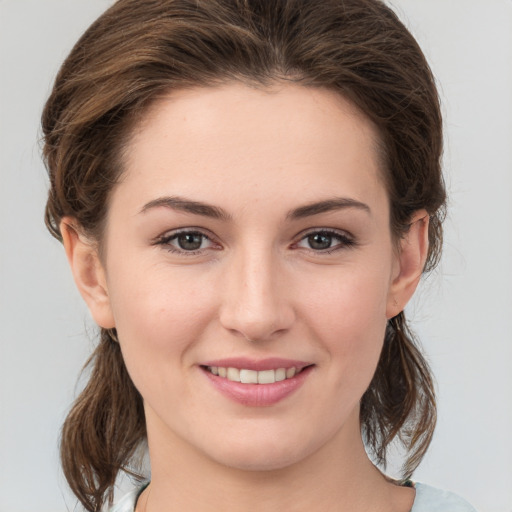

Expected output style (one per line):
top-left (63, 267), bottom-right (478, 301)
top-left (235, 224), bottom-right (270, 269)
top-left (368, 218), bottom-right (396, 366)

top-left (155, 230), bottom-right (217, 254)
top-left (296, 230), bottom-right (355, 252)
top-left (174, 232), bottom-right (206, 251)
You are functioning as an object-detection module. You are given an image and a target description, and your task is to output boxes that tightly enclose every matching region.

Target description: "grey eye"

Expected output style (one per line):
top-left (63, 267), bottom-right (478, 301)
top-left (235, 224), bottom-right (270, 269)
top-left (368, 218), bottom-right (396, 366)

top-left (307, 233), bottom-right (334, 250)
top-left (296, 229), bottom-right (355, 253)
top-left (176, 233), bottom-right (204, 251)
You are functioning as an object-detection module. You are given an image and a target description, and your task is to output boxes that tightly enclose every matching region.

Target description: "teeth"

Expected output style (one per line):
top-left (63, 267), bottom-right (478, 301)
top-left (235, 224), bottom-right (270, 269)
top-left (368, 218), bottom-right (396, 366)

top-left (240, 369), bottom-right (258, 384)
top-left (286, 367), bottom-right (296, 379)
top-left (258, 369), bottom-right (275, 384)
top-left (207, 366), bottom-right (302, 384)
top-left (275, 368), bottom-right (286, 382)
top-left (226, 367), bottom-right (240, 382)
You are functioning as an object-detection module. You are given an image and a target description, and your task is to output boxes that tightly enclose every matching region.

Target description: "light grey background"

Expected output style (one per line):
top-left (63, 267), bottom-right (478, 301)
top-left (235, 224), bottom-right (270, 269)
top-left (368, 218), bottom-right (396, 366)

top-left (1, 1), bottom-right (511, 511)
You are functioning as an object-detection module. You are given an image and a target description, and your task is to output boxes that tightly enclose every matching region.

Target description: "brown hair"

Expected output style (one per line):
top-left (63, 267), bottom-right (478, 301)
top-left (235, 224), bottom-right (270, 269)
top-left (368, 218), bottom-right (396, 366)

top-left (42, 0), bottom-right (445, 510)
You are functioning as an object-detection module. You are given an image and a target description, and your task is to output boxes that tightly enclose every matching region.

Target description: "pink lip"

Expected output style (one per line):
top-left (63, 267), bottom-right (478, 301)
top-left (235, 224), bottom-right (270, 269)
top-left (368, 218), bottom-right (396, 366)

top-left (201, 357), bottom-right (310, 372)
top-left (200, 361), bottom-right (314, 407)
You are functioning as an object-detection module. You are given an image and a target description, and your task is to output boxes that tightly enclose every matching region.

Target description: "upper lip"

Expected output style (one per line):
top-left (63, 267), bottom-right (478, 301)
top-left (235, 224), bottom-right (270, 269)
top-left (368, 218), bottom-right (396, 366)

top-left (200, 357), bottom-right (312, 372)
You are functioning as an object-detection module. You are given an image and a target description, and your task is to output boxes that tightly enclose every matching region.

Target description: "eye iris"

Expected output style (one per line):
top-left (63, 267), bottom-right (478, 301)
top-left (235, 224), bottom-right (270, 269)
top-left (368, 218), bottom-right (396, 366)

top-left (177, 233), bottom-right (203, 250)
top-left (308, 233), bottom-right (332, 250)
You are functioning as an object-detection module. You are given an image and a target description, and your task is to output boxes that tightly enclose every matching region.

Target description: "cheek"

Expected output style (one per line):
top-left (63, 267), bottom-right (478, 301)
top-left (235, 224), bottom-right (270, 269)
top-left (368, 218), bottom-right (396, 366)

top-left (107, 261), bottom-right (217, 365)
top-left (298, 264), bottom-right (390, 379)
top-left (107, 266), bottom-right (221, 419)
top-left (300, 262), bottom-right (390, 335)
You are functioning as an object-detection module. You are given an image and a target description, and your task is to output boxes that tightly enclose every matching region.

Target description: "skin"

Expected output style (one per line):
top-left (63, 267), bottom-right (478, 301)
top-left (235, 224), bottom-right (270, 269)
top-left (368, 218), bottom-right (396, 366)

top-left (62, 82), bottom-right (428, 511)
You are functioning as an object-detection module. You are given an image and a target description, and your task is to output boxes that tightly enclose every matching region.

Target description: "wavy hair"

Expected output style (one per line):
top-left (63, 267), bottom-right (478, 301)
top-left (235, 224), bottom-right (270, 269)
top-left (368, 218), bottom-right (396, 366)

top-left (42, 1), bottom-right (445, 510)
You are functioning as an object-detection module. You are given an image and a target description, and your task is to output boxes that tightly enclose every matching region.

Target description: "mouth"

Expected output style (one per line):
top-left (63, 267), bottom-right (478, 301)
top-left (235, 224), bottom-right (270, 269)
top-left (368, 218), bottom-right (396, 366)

top-left (200, 359), bottom-right (314, 406)
top-left (202, 365), bottom-right (308, 384)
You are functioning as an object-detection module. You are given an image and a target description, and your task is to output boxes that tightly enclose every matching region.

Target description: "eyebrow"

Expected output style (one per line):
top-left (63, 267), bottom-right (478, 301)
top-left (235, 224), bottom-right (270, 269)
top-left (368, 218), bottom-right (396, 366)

top-left (287, 198), bottom-right (371, 220)
top-left (140, 196), bottom-right (232, 220)
top-left (139, 196), bottom-right (370, 220)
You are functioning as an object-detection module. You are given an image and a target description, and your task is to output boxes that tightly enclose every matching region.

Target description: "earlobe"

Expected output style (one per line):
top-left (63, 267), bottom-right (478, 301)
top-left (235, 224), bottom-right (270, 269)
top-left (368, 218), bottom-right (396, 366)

top-left (386, 210), bottom-right (430, 319)
top-left (60, 218), bottom-right (115, 329)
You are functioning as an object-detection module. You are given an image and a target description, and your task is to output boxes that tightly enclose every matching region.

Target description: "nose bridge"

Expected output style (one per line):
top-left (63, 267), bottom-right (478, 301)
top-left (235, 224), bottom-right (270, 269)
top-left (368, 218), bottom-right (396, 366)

top-left (219, 242), bottom-right (293, 341)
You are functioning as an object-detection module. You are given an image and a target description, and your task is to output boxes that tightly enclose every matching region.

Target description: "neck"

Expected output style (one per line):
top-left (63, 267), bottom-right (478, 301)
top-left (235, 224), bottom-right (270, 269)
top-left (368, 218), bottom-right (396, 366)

top-left (142, 408), bottom-right (414, 512)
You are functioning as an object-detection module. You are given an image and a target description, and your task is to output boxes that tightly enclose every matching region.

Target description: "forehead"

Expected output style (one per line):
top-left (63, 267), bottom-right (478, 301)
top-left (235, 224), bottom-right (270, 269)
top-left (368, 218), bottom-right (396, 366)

top-left (117, 82), bottom-right (386, 215)
top-left (131, 82), bottom-right (380, 155)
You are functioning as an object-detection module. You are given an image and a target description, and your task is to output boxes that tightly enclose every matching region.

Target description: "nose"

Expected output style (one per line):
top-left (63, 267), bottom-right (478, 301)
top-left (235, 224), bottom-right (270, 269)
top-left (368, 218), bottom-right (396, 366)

top-left (218, 247), bottom-right (295, 342)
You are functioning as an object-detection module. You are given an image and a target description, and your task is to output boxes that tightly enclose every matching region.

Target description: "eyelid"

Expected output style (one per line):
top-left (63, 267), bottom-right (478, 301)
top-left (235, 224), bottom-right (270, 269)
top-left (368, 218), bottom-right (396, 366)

top-left (153, 227), bottom-right (222, 254)
top-left (293, 227), bottom-right (357, 252)
top-left (152, 226), bottom-right (356, 255)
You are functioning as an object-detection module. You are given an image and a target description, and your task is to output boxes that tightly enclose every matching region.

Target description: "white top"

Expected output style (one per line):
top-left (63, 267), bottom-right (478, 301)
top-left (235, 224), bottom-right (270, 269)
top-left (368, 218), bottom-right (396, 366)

top-left (108, 482), bottom-right (478, 511)
top-left (412, 483), bottom-right (478, 511)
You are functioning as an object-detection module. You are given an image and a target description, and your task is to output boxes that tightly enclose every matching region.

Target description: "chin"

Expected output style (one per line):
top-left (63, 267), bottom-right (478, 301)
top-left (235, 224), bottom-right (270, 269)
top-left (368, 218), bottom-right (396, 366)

top-left (217, 451), bottom-right (305, 473)
top-left (204, 433), bottom-right (321, 473)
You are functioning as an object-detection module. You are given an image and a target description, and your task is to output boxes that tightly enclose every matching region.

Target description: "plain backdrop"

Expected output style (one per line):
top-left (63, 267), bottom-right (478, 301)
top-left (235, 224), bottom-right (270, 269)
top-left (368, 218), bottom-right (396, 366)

top-left (1, 1), bottom-right (511, 511)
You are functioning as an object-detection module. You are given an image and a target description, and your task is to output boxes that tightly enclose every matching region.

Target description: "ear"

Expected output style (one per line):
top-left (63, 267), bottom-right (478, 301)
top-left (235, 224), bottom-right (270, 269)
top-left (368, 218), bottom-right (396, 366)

top-left (60, 217), bottom-right (115, 329)
top-left (386, 210), bottom-right (430, 319)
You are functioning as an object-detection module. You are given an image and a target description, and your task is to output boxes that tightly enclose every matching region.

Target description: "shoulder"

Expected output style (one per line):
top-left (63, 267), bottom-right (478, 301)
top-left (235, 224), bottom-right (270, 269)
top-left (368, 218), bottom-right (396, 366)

top-left (411, 483), bottom-right (478, 512)
top-left (108, 481), bottom-right (478, 512)
top-left (107, 484), bottom-right (147, 512)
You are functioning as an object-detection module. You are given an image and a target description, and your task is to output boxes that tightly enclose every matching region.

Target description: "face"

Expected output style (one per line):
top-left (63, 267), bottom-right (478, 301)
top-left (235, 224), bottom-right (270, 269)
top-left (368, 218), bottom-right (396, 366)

top-left (66, 82), bottom-right (426, 472)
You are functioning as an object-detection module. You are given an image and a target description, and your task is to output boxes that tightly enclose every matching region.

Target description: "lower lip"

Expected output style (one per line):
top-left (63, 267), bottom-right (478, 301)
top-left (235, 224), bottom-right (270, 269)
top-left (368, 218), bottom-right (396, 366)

top-left (202, 366), bottom-right (313, 407)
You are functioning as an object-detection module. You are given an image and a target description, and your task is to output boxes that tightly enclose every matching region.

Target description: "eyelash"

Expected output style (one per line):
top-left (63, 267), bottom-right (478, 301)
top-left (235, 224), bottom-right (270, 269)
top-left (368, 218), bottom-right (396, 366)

top-left (294, 229), bottom-right (356, 254)
top-left (154, 229), bottom-right (217, 255)
top-left (154, 228), bottom-right (356, 256)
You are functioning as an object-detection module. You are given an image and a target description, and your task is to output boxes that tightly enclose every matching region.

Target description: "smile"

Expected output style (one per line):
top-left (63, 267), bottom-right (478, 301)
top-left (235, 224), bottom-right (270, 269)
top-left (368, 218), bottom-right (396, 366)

top-left (201, 359), bottom-right (314, 406)
top-left (205, 366), bottom-right (301, 384)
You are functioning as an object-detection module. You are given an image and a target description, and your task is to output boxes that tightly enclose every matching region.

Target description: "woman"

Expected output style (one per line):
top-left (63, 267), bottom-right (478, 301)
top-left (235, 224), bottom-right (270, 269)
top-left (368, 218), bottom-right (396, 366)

top-left (42, 0), bottom-right (477, 511)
